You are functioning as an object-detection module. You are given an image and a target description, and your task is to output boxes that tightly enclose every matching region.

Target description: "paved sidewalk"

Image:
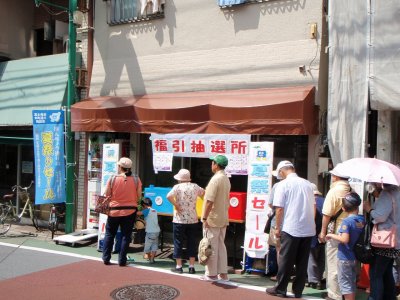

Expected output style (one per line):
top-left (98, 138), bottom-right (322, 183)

top-left (0, 224), bottom-right (369, 299)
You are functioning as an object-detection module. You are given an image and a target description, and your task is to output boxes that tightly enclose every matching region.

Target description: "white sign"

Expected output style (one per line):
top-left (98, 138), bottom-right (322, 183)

top-left (244, 142), bottom-right (274, 258)
top-left (153, 152), bottom-right (173, 173)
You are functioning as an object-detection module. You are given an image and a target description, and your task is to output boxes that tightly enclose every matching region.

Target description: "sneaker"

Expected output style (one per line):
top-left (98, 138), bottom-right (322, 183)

top-left (171, 267), bottom-right (183, 274)
top-left (199, 275), bottom-right (218, 282)
top-left (103, 260), bottom-right (111, 265)
top-left (189, 267), bottom-right (196, 274)
top-left (265, 287), bottom-right (286, 298)
top-left (149, 257), bottom-right (155, 264)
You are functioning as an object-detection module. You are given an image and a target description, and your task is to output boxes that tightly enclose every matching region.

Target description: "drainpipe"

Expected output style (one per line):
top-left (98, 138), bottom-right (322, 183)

top-left (65, 0), bottom-right (77, 233)
top-left (34, 0), bottom-right (77, 233)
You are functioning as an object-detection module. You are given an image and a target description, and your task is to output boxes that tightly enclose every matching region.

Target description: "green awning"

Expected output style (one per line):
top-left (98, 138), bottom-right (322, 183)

top-left (0, 53), bottom-right (68, 126)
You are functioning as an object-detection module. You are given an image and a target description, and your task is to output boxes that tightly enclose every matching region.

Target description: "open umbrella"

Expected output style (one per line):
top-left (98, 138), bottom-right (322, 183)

top-left (335, 158), bottom-right (400, 186)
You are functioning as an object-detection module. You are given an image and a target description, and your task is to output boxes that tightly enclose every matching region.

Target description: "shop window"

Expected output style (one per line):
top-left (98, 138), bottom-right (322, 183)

top-left (106, 0), bottom-right (165, 25)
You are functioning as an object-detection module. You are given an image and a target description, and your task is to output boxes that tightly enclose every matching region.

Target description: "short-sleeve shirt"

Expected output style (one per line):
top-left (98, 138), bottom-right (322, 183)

top-left (322, 180), bottom-right (352, 233)
top-left (142, 208), bottom-right (160, 233)
top-left (166, 182), bottom-right (204, 224)
top-left (203, 170), bottom-right (231, 227)
top-left (338, 214), bottom-right (365, 261)
top-left (273, 173), bottom-right (316, 237)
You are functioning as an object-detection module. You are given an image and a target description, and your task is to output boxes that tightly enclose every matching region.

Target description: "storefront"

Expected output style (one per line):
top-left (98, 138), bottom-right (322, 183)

top-left (71, 85), bottom-right (319, 265)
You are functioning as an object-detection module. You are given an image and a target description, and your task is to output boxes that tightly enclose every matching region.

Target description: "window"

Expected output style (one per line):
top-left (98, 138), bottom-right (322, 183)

top-left (218, 0), bottom-right (269, 8)
top-left (107, 0), bottom-right (165, 25)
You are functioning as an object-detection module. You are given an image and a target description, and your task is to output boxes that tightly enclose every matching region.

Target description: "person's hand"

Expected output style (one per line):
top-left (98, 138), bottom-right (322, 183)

top-left (274, 228), bottom-right (281, 239)
top-left (203, 219), bottom-right (210, 228)
top-left (325, 234), bottom-right (332, 240)
top-left (174, 205), bottom-right (182, 213)
top-left (363, 201), bottom-right (372, 213)
top-left (318, 233), bottom-right (326, 243)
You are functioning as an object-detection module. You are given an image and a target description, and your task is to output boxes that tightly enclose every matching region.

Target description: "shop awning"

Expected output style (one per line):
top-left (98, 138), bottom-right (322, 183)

top-left (71, 85), bottom-right (318, 135)
top-left (0, 54), bottom-right (68, 127)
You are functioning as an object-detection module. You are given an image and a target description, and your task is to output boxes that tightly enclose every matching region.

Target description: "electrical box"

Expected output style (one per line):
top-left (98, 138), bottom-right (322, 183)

top-left (310, 23), bottom-right (317, 39)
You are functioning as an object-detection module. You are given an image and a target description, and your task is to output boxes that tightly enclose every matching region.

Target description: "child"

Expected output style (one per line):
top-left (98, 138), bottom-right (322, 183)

top-left (139, 198), bottom-right (160, 263)
top-left (326, 192), bottom-right (365, 300)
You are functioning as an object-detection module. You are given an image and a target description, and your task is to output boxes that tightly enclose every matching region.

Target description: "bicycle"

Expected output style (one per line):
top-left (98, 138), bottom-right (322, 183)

top-left (0, 181), bottom-right (39, 235)
top-left (48, 202), bottom-right (66, 239)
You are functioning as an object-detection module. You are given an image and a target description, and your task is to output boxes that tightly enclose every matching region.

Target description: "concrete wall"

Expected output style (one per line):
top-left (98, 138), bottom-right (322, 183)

top-left (0, 0), bottom-right (35, 59)
top-left (91, 0), bottom-right (325, 97)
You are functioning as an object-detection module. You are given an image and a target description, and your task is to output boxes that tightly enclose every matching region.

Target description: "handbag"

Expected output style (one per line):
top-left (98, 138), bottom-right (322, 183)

top-left (354, 214), bottom-right (374, 264)
top-left (94, 176), bottom-right (115, 215)
top-left (370, 192), bottom-right (397, 249)
top-left (198, 230), bottom-right (213, 266)
top-left (327, 208), bottom-right (343, 234)
top-left (264, 210), bottom-right (276, 234)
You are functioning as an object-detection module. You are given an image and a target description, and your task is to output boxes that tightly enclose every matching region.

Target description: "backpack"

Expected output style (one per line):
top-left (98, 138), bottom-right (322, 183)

top-left (198, 231), bottom-right (213, 265)
top-left (353, 217), bottom-right (374, 264)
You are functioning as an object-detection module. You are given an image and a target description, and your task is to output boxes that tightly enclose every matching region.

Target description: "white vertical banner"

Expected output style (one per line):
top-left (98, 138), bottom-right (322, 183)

top-left (244, 142), bottom-right (274, 258)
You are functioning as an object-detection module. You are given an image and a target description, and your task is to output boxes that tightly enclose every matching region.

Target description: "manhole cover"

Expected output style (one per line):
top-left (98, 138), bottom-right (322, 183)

top-left (111, 284), bottom-right (180, 300)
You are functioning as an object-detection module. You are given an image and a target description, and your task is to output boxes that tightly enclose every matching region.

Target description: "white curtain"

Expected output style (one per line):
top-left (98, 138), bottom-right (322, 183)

top-left (370, 0), bottom-right (400, 110)
top-left (327, 0), bottom-right (369, 165)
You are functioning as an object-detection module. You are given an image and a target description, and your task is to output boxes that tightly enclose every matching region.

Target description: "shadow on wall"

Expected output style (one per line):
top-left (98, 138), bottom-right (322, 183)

top-left (221, 0), bottom-right (306, 33)
top-left (99, 0), bottom-right (177, 96)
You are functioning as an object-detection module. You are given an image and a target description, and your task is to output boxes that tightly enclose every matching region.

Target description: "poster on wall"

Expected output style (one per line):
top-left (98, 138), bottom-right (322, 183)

top-left (150, 134), bottom-right (250, 175)
top-left (153, 152), bottom-right (173, 173)
top-left (243, 142), bottom-right (274, 258)
top-left (32, 110), bottom-right (66, 204)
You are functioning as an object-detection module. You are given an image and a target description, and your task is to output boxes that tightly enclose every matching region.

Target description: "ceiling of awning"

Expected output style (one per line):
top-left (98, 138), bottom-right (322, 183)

top-left (71, 85), bottom-right (318, 135)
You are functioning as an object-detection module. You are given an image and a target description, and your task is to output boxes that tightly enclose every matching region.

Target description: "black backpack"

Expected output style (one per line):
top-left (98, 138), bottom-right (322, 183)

top-left (353, 215), bottom-right (374, 264)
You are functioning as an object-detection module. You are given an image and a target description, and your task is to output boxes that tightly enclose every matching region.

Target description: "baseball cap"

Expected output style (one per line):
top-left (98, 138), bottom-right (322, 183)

top-left (273, 160), bottom-right (294, 180)
top-left (118, 157), bottom-right (132, 169)
top-left (210, 155), bottom-right (228, 167)
top-left (329, 163), bottom-right (350, 179)
top-left (173, 169), bottom-right (191, 182)
top-left (342, 192), bottom-right (361, 207)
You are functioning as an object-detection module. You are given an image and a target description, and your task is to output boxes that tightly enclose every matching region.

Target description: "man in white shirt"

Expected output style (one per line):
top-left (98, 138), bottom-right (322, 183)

top-left (266, 160), bottom-right (316, 298)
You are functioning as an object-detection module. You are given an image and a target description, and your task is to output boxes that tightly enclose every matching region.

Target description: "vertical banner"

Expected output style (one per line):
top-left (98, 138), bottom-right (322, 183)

top-left (244, 142), bottom-right (274, 258)
top-left (32, 110), bottom-right (66, 204)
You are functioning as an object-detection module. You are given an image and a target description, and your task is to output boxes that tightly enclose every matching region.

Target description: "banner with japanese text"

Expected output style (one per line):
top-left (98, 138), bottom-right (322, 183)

top-left (32, 110), bottom-right (66, 204)
top-left (150, 134), bottom-right (250, 175)
top-left (244, 142), bottom-right (274, 258)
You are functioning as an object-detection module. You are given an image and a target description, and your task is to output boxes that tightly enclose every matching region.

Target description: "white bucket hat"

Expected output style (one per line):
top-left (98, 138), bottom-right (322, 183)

top-left (118, 157), bottom-right (132, 169)
top-left (329, 163), bottom-right (350, 179)
top-left (310, 183), bottom-right (322, 196)
top-left (173, 169), bottom-right (191, 182)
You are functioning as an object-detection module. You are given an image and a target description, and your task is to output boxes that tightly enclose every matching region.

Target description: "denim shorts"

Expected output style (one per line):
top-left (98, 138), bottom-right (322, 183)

top-left (144, 232), bottom-right (159, 253)
top-left (338, 259), bottom-right (357, 294)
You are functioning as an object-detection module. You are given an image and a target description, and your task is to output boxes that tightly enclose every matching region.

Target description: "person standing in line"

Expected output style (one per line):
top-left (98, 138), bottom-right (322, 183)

top-left (167, 168), bottom-right (205, 274)
top-left (200, 155), bottom-right (231, 282)
top-left (307, 183), bottom-right (326, 290)
top-left (318, 165), bottom-right (352, 300)
top-left (266, 160), bottom-right (316, 298)
top-left (139, 197), bottom-right (160, 264)
top-left (102, 157), bottom-right (142, 266)
top-left (364, 183), bottom-right (400, 300)
top-left (326, 192), bottom-right (364, 300)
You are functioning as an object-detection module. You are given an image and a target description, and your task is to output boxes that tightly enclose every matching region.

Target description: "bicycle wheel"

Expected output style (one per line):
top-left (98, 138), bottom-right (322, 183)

top-left (0, 205), bottom-right (12, 235)
top-left (29, 204), bottom-right (40, 231)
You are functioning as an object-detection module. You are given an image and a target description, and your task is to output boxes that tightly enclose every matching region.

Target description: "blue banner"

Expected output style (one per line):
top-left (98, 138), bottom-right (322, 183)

top-left (32, 110), bottom-right (66, 204)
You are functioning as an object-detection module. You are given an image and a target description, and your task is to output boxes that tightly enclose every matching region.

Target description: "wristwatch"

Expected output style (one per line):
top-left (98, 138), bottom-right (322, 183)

top-left (202, 218), bottom-right (207, 221)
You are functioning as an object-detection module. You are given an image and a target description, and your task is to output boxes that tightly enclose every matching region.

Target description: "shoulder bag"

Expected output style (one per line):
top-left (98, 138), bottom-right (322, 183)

top-left (354, 213), bottom-right (374, 264)
top-left (264, 210), bottom-right (276, 234)
top-left (94, 176), bottom-right (115, 215)
top-left (370, 193), bottom-right (397, 248)
top-left (327, 208), bottom-right (343, 234)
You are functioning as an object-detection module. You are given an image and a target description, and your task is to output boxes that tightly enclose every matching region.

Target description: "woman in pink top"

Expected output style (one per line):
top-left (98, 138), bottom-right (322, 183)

top-left (102, 157), bottom-right (142, 266)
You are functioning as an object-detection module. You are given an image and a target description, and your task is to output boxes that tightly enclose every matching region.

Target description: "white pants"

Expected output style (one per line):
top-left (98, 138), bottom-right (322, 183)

top-left (326, 239), bottom-right (341, 300)
top-left (205, 226), bottom-right (228, 276)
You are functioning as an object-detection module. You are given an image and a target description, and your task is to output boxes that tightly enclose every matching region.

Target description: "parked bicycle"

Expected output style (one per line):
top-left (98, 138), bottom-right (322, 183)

top-left (48, 202), bottom-right (66, 239)
top-left (0, 181), bottom-right (39, 235)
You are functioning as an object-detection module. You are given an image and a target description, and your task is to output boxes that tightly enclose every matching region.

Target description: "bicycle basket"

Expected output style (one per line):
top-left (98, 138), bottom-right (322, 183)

top-left (18, 192), bottom-right (29, 202)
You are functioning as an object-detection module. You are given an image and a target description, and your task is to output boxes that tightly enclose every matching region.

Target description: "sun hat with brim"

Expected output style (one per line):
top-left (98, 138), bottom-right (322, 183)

top-left (310, 183), bottom-right (322, 196)
top-left (273, 160), bottom-right (294, 180)
top-left (210, 155), bottom-right (228, 167)
top-left (173, 169), bottom-right (191, 182)
top-left (118, 157), bottom-right (132, 169)
top-left (329, 163), bottom-right (350, 179)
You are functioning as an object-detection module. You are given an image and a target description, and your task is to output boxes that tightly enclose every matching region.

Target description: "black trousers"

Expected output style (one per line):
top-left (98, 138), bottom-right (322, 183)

top-left (275, 231), bottom-right (312, 296)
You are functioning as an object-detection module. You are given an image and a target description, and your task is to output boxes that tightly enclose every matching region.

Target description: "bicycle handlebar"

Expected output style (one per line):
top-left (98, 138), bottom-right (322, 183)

top-left (12, 180), bottom-right (34, 192)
